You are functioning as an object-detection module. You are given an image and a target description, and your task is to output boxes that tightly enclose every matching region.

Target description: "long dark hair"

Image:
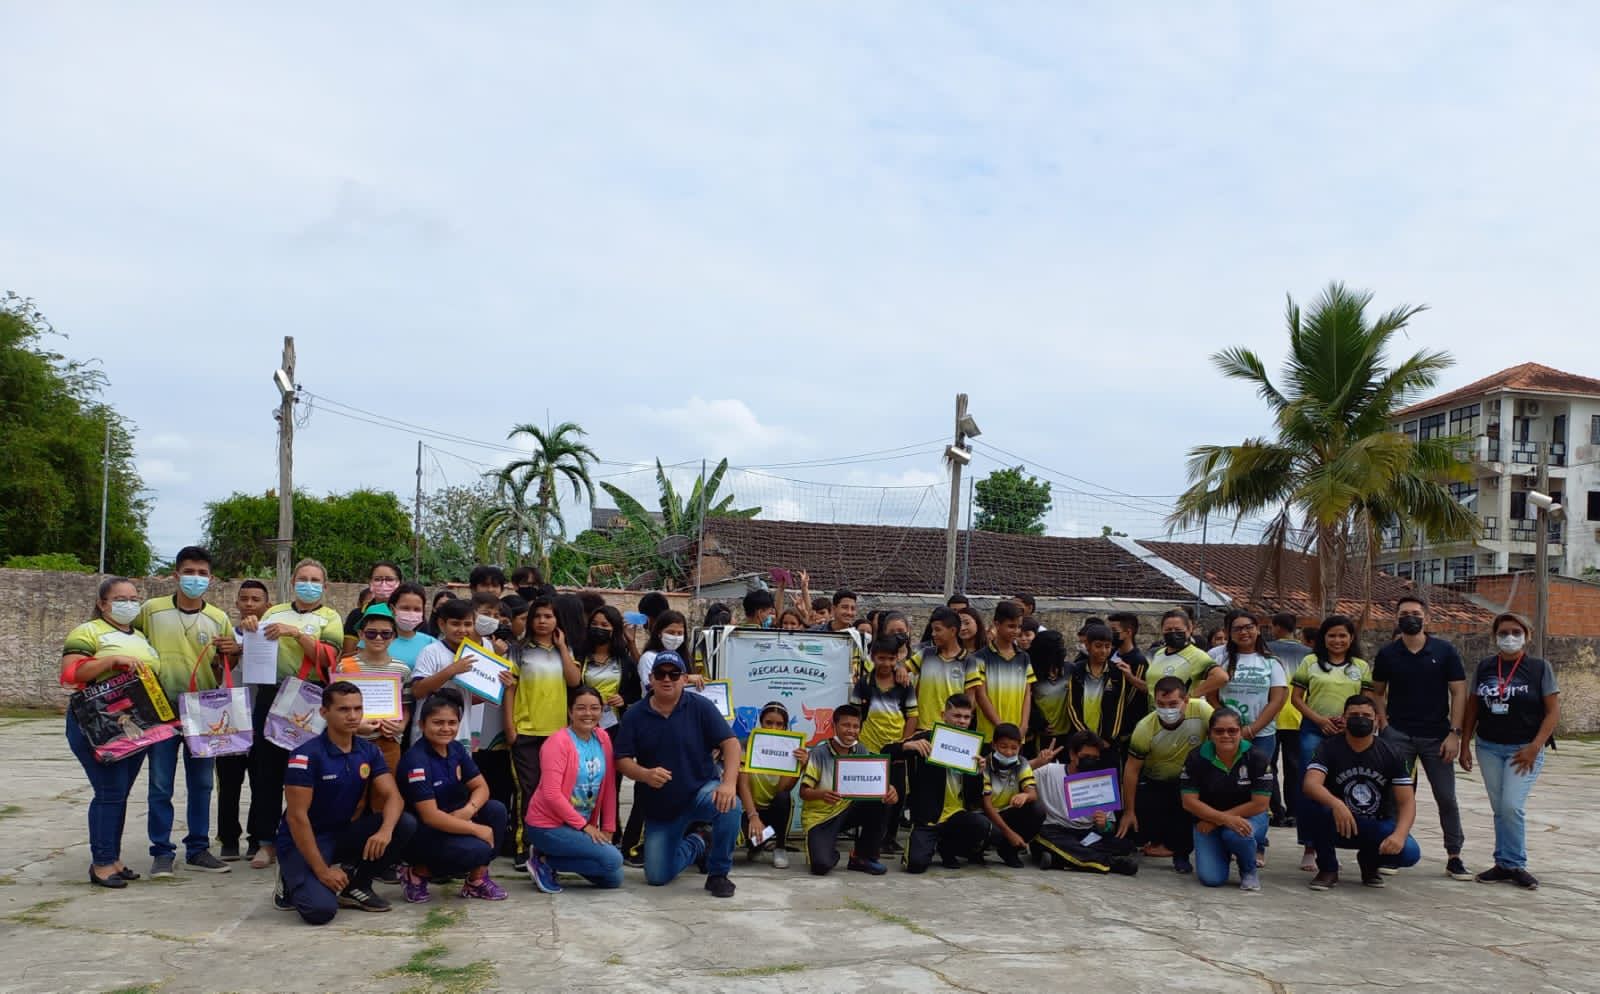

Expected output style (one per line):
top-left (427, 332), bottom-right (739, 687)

top-left (552, 593), bottom-right (587, 652)
top-left (644, 610), bottom-right (688, 654)
top-left (586, 604), bottom-right (641, 704)
top-left (1221, 609), bottom-right (1273, 677)
top-left (1313, 615), bottom-right (1359, 672)
top-left (957, 605), bottom-right (987, 653)
top-left (1030, 629), bottom-right (1068, 682)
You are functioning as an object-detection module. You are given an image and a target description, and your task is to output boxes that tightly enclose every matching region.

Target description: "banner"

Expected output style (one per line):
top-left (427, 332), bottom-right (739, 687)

top-left (719, 630), bottom-right (855, 746)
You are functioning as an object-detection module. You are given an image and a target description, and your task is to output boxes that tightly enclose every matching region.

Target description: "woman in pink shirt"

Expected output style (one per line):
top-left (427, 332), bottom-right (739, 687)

top-left (523, 686), bottom-right (622, 893)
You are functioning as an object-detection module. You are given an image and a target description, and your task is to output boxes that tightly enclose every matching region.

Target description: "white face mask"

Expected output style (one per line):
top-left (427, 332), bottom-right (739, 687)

top-left (474, 615), bottom-right (500, 637)
top-left (109, 600), bottom-right (141, 625)
top-left (1156, 706), bottom-right (1184, 725)
top-left (660, 634), bottom-right (685, 651)
top-left (1497, 633), bottom-right (1526, 655)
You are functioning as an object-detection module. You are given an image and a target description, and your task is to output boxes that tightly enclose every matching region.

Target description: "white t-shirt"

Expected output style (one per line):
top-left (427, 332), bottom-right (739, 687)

top-left (1210, 648), bottom-right (1287, 734)
top-left (409, 639), bottom-right (502, 747)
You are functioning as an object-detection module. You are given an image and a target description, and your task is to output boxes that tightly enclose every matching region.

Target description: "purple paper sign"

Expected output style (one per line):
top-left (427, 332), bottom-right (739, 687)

top-left (1063, 769), bottom-right (1122, 820)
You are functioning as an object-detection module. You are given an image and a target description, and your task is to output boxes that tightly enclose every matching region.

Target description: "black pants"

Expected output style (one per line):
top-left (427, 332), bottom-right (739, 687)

top-left (215, 752), bottom-right (248, 848)
top-left (474, 749), bottom-right (517, 858)
top-left (247, 683), bottom-right (288, 847)
top-left (279, 812), bottom-right (418, 926)
top-left (806, 802), bottom-right (885, 874)
top-left (1274, 730), bottom-right (1302, 824)
top-left (750, 790), bottom-right (792, 850)
top-left (905, 811), bottom-right (989, 873)
top-left (509, 735), bottom-right (547, 860)
top-left (983, 802), bottom-right (1046, 858)
top-left (1135, 778), bottom-right (1191, 856)
top-left (1037, 822), bottom-right (1140, 875)
top-left (881, 760), bottom-right (909, 847)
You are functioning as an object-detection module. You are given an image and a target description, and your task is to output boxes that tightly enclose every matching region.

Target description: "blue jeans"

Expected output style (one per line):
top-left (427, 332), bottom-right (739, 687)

top-left (146, 737), bottom-right (215, 859)
top-left (1476, 738), bottom-right (1545, 870)
top-left (1192, 812), bottom-right (1269, 886)
top-left (65, 716), bottom-right (146, 867)
top-left (641, 779), bottom-right (742, 885)
top-left (1302, 804), bottom-right (1422, 874)
top-left (525, 823), bottom-right (624, 888)
top-left (1297, 728), bottom-right (1327, 846)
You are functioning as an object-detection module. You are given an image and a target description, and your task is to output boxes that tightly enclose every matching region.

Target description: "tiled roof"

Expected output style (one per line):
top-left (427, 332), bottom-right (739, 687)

top-left (1395, 362), bottom-right (1600, 417)
top-left (697, 518), bottom-right (1197, 601)
top-left (1141, 541), bottom-right (1494, 630)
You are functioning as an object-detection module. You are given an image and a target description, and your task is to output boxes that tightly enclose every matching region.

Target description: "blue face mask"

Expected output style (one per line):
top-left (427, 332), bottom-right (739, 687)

top-left (178, 575), bottom-right (210, 598)
top-left (294, 581), bottom-right (323, 603)
top-left (761, 615), bottom-right (775, 629)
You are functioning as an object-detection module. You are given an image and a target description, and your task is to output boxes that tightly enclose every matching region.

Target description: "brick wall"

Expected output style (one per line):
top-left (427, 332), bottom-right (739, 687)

top-left (1468, 574), bottom-right (1600, 637)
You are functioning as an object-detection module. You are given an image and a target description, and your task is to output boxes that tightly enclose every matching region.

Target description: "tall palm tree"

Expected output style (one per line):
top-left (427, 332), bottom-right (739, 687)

top-left (474, 466), bottom-right (549, 565)
top-left (1170, 282), bottom-right (1480, 619)
top-left (599, 458), bottom-right (759, 585)
top-left (502, 421), bottom-right (598, 575)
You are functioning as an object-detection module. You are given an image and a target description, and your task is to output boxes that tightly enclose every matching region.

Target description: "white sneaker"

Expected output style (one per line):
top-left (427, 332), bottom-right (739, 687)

top-left (771, 849), bottom-right (789, 869)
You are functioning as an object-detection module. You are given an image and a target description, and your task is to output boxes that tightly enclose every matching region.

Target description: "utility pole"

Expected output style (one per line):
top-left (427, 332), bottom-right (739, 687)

top-left (413, 440), bottom-right (423, 581)
top-left (272, 337), bottom-right (297, 603)
top-left (942, 393), bottom-right (979, 597)
top-left (1534, 439), bottom-right (1550, 660)
top-left (961, 475), bottom-right (974, 593)
top-left (694, 459), bottom-right (708, 601)
top-left (97, 417), bottom-right (111, 575)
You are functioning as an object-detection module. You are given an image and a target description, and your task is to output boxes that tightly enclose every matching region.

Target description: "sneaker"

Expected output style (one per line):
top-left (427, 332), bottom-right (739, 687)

top-left (150, 855), bottom-right (176, 878)
top-left (186, 851), bottom-right (230, 874)
top-left (998, 849), bottom-right (1024, 869)
top-left (529, 856), bottom-right (564, 895)
top-left (940, 855), bottom-right (963, 870)
top-left (622, 852), bottom-right (645, 869)
top-left (1378, 866), bottom-right (1399, 875)
top-left (847, 856), bottom-right (887, 876)
top-left (771, 849), bottom-right (790, 870)
top-left (1445, 856), bottom-right (1473, 881)
top-left (1239, 870), bottom-right (1261, 893)
top-left (1509, 868), bottom-right (1540, 890)
top-left (219, 842), bottom-right (242, 862)
top-left (460, 874), bottom-right (509, 901)
top-left (338, 883), bottom-right (392, 912)
top-left (400, 866), bottom-right (432, 904)
top-left (1477, 865), bottom-right (1514, 884)
top-left (704, 873), bottom-right (736, 898)
top-left (1309, 870), bottom-right (1339, 891)
top-left (509, 857), bottom-right (528, 874)
top-left (273, 870), bottom-right (294, 911)
top-left (1172, 856), bottom-right (1193, 875)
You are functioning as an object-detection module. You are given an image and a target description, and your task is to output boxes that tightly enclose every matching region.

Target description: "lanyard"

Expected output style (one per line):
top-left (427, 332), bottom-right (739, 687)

top-left (1495, 654), bottom-right (1523, 700)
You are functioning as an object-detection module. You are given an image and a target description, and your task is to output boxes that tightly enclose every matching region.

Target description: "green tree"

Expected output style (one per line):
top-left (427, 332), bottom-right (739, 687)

top-left (474, 467), bottom-right (543, 567)
top-left (0, 293), bottom-right (150, 574)
top-left (502, 421), bottom-right (598, 576)
top-left (1171, 282), bottom-right (1479, 618)
top-left (599, 458), bottom-right (759, 586)
top-left (419, 482), bottom-right (495, 583)
top-left (974, 466), bottom-right (1052, 535)
top-left (203, 489), bottom-right (412, 583)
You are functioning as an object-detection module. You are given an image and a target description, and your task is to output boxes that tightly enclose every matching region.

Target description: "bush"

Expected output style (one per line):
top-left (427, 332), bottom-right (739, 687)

top-left (4, 552), bottom-right (94, 573)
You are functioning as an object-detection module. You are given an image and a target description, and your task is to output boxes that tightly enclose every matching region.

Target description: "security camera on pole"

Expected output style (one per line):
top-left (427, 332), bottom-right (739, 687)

top-left (943, 394), bottom-right (980, 597)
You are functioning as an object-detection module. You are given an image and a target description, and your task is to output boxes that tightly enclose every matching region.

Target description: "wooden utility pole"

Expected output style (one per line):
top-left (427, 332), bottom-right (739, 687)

top-left (1534, 439), bottom-right (1550, 660)
top-left (413, 440), bottom-right (424, 581)
top-left (943, 393), bottom-right (978, 597)
top-left (97, 418), bottom-right (111, 575)
top-left (274, 337), bottom-right (296, 603)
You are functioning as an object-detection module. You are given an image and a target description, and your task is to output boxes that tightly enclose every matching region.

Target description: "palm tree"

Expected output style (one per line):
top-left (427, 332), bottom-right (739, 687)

top-left (502, 421), bottom-right (598, 575)
top-left (1170, 282), bottom-right (1480, 620)
top-left (599, 458), bottom-right (759, 585)
top-left (474, 466), bottom-right (547, 565)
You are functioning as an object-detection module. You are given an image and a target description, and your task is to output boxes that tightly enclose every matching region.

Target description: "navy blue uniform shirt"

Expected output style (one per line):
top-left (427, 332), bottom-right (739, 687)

top-left (399, 739), bottom-right (481, 814)
top-left (614, 692), bottom-right (733, 821)
top-left (277, 731), bottom-right (388, 846)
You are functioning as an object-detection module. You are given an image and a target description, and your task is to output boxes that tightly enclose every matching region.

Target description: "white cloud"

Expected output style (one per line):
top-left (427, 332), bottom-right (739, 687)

top-left (629, 398), bottom-right (808, 462)
top-left (138, 458), bottom-right (191, 486)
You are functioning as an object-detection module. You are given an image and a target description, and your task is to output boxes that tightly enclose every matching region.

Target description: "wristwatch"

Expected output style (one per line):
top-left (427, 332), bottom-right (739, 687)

top-left (1449, 727), bottom-right (1462, 736)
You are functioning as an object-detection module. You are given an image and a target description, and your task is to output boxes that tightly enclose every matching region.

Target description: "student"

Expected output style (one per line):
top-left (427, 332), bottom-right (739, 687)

top-left (1062, 623), bottom-right (1146, 762)
top-left (738, 702), bottom-right (808, 869)
top-left (1206, 626), bottom-right (1227, 650)
top-left (974, 601), bottom-right (1035, 743)
top-left (1148, 609), bottom-right (1227, 698)
top-left (344, 562), bottom-right (403, 654)
top-left (978, 724), bottom-right (1044, 867)
top-left (552, 593), bottom-right (588, 658)
top-left (1106, 612), bottom-right (1149, 680)
top-left (512, 565), bottom-right (544, 602)
top-left (852, 637), bottom-right (918, 852)
top-left (741, 589), bottom-right (777, 629)
top-left (907, 608), bottom-right (982, 733)
top-left (1028, 630), bottom-right (1071, 749)
top-left (1460, 613), bottom-right (1560, 889)
top-left (424, 589), bottom-right (457, 637)
top-left (62, 576), bottom-right (162, 888)
top-left (504, 597), bottom-right (583, 865)
top-left (1302, 695), bottom-right (1422, 890)
top-left (469, 565), bottom-right (507, 596)
top-left (524, 687), bottom-right (624, 892)
top-left (901, 695), bottom-right (988, 873)
top-left (1011, 593), bottom-right (1036, 619)
top-left (777, 607), bottom-right (808, 631)
top-left (1290, 615), bottom-right (1372, 870)
top-left (466, 592), bottom-right (516, 853)
top-left (956, 606), bottom-right (985, 656)
top-left (274, 681), bottom-right (418, 923)
top-left (580, 604), bottom-right (641, 732)
top-left (1370, 595), bottom-right (1470, 880)
top-left (637, 591), bottom-right (671, 629)
top-left (215, 579), bottom-right (272, 861)
top-left (1035, 731), bottom-right (1140, 875)
top-left (501, 594), bottom-right (530, 645)
top-left (384, 582), bottom-right (438, 673)
top-left (1117, 676), bottom-right (1213, 873)
top-left (396, 689), bottom-right (509, 902)
top-left (1018, 617), bottom-right (1040, 653)
top-left (1264, 612), bottom-right (1310, 827)
top-left (340, 588), bottom-right (374, 656)
top-left (252, 559), bottom-right (344, 870)
top-left (798, 704), bottom-right (895, 876)
top-left (335, 605), bottom-right (411, 772)
top-left (1180, 708), bottom-right (1273, 891)
top-left (637, 610), bottom-right (704, 692)
top-left (135, 546), bottom-right (233, 876)
top-left (874, 610), bottom-right (914, 662)
top-left (809, 589), bottom-right (857, 633)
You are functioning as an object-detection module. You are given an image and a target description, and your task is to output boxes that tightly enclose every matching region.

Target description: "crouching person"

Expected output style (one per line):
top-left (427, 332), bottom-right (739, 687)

top-left (798, 704), bottom-right (894, 876)
top-left (978, 724), bottom-right (1045, 868)
top-left (1035, 731), bottom-right (1140, 875)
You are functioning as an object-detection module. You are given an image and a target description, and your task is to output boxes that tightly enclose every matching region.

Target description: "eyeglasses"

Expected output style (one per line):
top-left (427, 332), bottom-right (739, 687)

top-left (362, 630), bottom-right (395, 641)
top-left (651, 670), bottom-right (685, 682)
top-left (1230, 623), bottom-right (1257, 634)
top-left (1212, 727), bottom-right (1243, 736)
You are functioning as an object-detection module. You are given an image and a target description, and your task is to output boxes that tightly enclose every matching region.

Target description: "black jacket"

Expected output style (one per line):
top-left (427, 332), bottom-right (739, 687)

top-left (1062, 659), bottom-right (1149, 747)
top-left (889, 731), bottom-right (983, 827)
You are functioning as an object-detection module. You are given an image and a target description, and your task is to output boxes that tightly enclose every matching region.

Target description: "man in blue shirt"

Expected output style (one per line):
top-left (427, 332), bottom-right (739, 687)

top-left (615, 651), bottom-right (742, 897)
top-left (274, 681), bottom-right (418, 924)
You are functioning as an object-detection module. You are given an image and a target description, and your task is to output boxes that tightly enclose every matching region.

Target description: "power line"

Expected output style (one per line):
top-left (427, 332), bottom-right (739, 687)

top-left (970, 440), bottom-right (1183, 515)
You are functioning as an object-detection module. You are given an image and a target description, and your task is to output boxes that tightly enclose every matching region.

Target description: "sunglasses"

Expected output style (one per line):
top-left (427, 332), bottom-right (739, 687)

top-left (651, 669), bottom-right (685, 681)
top-left (362, 629), bottom-right (395, 641)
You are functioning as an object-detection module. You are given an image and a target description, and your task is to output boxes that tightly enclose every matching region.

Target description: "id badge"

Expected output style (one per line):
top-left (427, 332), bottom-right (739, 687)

top-left (1488, 699), bottom-right (1510, 715)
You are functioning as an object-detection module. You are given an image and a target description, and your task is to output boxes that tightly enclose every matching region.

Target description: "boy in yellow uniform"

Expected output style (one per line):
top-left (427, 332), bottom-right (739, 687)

top-left (973, 601), bottom-right (1035, 743)
top-left (902, 695), bottom-right (988, 873)
top-left (978, 724), bottom-right (1043, 867)
top-left (908, 608), bottom-right (982, 731)
top-left (1117, 675), bottom-right (1213, 874)
top-left (798, 704), bottom-right (896, 876)
top-left (853, 637), bottom-right (919, 854)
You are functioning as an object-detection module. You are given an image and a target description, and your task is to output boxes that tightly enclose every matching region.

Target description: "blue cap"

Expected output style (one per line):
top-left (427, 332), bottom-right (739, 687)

top-left (651, 650), bottom-right (687, 673)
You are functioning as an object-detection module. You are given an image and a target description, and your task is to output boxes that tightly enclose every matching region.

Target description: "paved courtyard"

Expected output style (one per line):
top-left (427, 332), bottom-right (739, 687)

top-left (3, 714), bottom-right (1598, 994)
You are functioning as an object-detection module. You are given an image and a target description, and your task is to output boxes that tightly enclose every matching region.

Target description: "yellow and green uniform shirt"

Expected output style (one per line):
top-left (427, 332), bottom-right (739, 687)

top-left (1292, 655), bottom-right (1374, 720)
top-left (852, 674), bottom-right (918, 753)
top-left (581, 657), bottom-right (625, 724)
top-left (974, 645), bottom-right (1035, 742)
top-left (908, 648), bottom-right (982, 729)
top-left (1127, 698), bottom-right (1214, 781)
top-left (1148, 644), bottom-right (1219, 692)
top-left (63, 619), bottom-right (162, 687)
top-left (939, 768), bottom-right (969, 824)
top-left (747, 770), bottom-right (785, 810)
top-left (982, 757), bottom-right (1036, 809)
top-left (1032, 673), bottom-right (1070, 734)
top-left (135, 596), bottom-right (233, 703)
top-left (800, 740), bottom-right (869, 832)
top-left (513, 642), bottom-right (569, 737)
top-left (260, 602), bottom-right (344, 682)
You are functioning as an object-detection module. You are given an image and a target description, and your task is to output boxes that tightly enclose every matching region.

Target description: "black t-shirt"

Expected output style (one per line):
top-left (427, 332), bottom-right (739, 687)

top-left (1179, 740), bottom-right (1274, 811)
top-left (1372, 636), bottom-right (1465, 737)
top-left (1470, 655), bottom-right (1558, 746)
top-left (1308, 735), bottom-right (1412, 821)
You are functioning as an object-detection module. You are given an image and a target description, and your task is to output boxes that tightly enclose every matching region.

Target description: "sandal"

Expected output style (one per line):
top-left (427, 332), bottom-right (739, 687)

top-left (250, 845), bottom-right (276, 869)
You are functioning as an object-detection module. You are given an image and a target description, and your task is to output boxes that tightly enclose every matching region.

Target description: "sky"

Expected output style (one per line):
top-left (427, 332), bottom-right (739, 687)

top-left (5, 4), bottom-right (1600, 560)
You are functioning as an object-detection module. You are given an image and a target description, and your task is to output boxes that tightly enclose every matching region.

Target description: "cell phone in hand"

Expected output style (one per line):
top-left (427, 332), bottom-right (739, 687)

top-left (770, 568), bottom-right (792, 585)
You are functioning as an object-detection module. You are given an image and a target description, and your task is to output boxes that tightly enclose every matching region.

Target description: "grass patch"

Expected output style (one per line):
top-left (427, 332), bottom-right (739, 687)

top-left (0, 706), bottom-right (58, 720)
top-left (0, 876), bottom-right (16, 886)
top-left (7, 897), bottom-right (69, 925)
top-left (604, 954), bottom-right (623, 966)
top-left (417, 906), bottom-right (463, 938)
top-left (382, 945), bottom-right (495, 994)
top-left (714, 963), bottom-right (808, 978)
top-left (102, 986), bottom-right (160, 994)
top-left (0, 805), bottom-right (18, 821)
top-left (843, 896), bottom-right (936, 938)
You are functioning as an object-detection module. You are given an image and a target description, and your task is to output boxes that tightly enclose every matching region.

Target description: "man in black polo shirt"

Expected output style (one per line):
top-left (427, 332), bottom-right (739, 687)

top-left (615, 650), bottom-right (742, 897)
top-left (1371, 595), bottom-right (1470, 880)
top-left (1302, 695), bottom-right (1421, 890)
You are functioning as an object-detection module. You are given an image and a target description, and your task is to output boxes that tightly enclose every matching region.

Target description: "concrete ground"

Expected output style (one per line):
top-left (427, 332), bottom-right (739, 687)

top-left (3, 716), bottom-right (1598, 994)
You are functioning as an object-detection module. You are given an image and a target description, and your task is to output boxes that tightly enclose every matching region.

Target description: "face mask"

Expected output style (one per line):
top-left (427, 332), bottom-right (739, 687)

top-left (1075, 755), bottom-right (1107, 773)
top-left (178, 575), bottom-right (210, 598)
top-left (294, 581), bottom-right (323, 603)
top-left (1345, 715), bottom-right (1376, 738)
top-left (1156, 706), bottom-right (1184, 725)
top-left (395, 610), bottom-right (424, 632)
top-left (1396, 615), bottom-right (1424, 636)
top-left (517, 585), bottom-right (539, 601)
top-left (1497, 633), bottom-right (1526, 655)
top-left (588, 626), bottom-right (612, 647)
top-left (660, 634), bottom-right (685, 652)
top-left (830, 736), bottom-right (854, 752)
top-left (991, 752), bottom-right (1021, 768)
top-left (761, 616), bottom-right (774, 629)
top-left (474, 615), bottom-right (500, 637)
top-left (370, 580), bottom-right (398, 599)
top-left (1162, 631), bottom-right (1189, 651)
top-left (109, 600), bottom-right (141, 625)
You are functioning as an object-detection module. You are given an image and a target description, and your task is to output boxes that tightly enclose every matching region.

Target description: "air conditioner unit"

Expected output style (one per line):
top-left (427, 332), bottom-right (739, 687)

top-left (1516, 400), bottom-right (1541, 417)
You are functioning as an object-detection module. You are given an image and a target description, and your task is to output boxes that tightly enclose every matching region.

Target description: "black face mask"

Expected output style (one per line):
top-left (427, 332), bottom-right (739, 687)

top-left (588, 627), bottom-right (612, 647)
top-left (1162, 631), bottom-right (1189, 651)
top-left (1075, 755), bottom-right (1109, 773)
top-left (1345, 715), bottom-right (1376, 738)
top-left (1396, 616), bottom-right (1424, 636)
top-left (517, 585), bottom-right (539, 601)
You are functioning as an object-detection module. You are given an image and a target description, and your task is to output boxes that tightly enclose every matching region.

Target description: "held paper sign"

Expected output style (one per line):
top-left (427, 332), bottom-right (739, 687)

top-left (834, 754), bottom-right (891, 799)
top-left (742, 729), bottom-right (806, 776)
top-left (686, 679), bottom-right (735, 719)
top-left (927, 723), bottom-right (983, 773)
top-left (345, 673), bottom-right (403, 721)
top-left (239, 627), bottom-right (279, 685)
top-left (1063, 769), bottom-right (1122, 819)
top-left (449, 641), bottom-right (513, 705)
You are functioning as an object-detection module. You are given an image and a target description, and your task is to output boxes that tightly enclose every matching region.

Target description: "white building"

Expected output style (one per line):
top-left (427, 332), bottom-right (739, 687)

top-left (1379, 362), bottom-right (1600, 581)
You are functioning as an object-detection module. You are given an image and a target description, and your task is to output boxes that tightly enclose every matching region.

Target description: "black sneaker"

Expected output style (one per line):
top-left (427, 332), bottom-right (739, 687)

top-left (1445, 856), bottom-right (1472, 881)
top-left (338, 883), bottom-right (392, 912)
top-left (1509, 868), bottom-right (1540, 890)
top-left (998, 849), bottom-right (1024, 868)
top-left (150, 855), bottom-right (176, 878)
top-left (1477, 865), bottom-right (1513, 884)
top-left (187, 851), bottom-right (231, 873)
top-left (704, 873), bottom-right (736, 898)
top-left (623, 852), bottom-right (645, 869)
top-left (1309, 870), bottom-right (1339, 891)
top-left (1361, 869), bottom-right (1386, 888)
top-left (219, 842), bottom-right (242, 862)
top-left (273, 870), bottom-right (294, 911)
top-left (940, 855), bottom-right (963, 870)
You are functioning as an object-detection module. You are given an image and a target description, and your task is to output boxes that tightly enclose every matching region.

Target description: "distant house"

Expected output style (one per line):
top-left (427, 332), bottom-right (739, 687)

top-left (589, 506), bottom-right (663, 532)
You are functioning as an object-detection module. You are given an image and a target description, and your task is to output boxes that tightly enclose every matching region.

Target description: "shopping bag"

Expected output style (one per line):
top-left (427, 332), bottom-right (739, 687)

top-left (69, 666), bottom-right (178, 764)
top-left (263, 642), bottom-right (335, 751)
top-left (179, 652), bottom-right (252, 758)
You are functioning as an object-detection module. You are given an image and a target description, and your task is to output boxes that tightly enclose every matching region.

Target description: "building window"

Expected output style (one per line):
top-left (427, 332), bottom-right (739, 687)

top-left (1419, 413), bottom-right (1446, 440)
top-left (1403, 420), bottom-right (1418, 442)
top-left (1590, 491), bottom-right (1600, 522)
top-left (1511, 491), bottom-right (1527, 520)
top-left (1396, 561), bottom-right (1414, 580)
top-left (1446, 555), bottom-right (1475, 582)
top-left (1592, 414), bottom-right (1600, 446)
top-left (1448, 403), bottom-right (1481, 438)
top-left (1448, 481), bottom-right (1477, 509)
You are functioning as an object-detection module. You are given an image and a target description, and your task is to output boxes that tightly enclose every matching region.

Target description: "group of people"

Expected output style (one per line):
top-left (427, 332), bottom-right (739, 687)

top-left (61, 550), bottom-right (1561, 925)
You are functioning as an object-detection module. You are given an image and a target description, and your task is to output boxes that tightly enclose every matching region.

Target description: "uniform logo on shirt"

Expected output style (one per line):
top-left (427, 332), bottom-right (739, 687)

top-left (287, 755), bottom-right (309, 770)
top-left (408, 768), bottom-right (427, 783)
top-left (359, 763), bottom-right (371, 779)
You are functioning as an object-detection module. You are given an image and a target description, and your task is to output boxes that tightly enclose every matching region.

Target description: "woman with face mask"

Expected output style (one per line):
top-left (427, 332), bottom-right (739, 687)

top-left (62, 577), bottom-right (163, 888)
top-left (383, 582), bottom-right (438, 672)
top-left (1459, 613), bottom-right (1560, 889)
